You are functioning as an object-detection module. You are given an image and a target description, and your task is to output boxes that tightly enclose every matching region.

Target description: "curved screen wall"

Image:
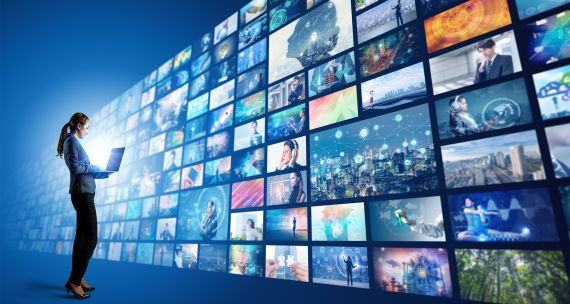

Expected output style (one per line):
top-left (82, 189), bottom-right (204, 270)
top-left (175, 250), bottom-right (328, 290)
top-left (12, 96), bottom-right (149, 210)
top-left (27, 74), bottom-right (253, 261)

top-left (5, 0), bottom-right (570, 302)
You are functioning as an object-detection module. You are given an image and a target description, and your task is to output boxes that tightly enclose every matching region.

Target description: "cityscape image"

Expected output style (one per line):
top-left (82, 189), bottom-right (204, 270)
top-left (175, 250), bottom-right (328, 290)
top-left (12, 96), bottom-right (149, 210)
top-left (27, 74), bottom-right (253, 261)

top-left (442, 130), bottom-right (545, 188)
top-left (310, 103), bottom-right (438, 201)
top-left (360, 62), bottom-right (427, 111)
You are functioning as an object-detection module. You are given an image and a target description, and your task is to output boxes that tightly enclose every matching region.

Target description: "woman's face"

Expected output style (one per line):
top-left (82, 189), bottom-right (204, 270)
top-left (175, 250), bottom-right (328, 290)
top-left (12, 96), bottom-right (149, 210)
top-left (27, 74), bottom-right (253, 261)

top-left (459, 99), bottom-right (468, 112)
top-left (289, 173), bottom-right (298, 186)
top-left (281, 144), bottom-right (292, 163)
top-left (465, 198), bottom-right (473, 207)
top-left (77, 121), bottom-right (90, 139)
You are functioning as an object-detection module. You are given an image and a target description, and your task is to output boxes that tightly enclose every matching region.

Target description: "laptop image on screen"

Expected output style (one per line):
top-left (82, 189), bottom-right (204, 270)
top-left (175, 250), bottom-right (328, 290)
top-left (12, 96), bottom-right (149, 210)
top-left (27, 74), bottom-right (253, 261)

top-left (99, 147), bottom-right (125, 173)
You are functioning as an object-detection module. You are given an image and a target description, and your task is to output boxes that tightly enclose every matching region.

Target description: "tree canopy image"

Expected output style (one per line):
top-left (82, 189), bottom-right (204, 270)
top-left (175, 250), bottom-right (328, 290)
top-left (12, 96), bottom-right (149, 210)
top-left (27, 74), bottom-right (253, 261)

top-left (456, 249), bottom-right (570, 303)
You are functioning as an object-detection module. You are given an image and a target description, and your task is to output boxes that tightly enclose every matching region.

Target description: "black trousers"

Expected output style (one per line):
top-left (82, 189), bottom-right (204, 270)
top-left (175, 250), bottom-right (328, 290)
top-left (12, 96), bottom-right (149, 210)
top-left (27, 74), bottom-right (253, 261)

top-left (68, 193), bottom-right (98, 285)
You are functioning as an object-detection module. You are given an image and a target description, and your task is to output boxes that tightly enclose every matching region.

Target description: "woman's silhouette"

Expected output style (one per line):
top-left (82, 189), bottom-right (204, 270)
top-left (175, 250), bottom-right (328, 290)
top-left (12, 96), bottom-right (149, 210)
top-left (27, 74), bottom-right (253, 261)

top-left (57, 112), bottom-right (111, 299)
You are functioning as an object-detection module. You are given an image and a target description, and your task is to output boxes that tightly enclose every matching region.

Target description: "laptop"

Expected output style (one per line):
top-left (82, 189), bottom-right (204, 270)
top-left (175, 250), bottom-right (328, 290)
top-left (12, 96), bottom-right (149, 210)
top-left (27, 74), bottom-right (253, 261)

top-left (99, 147), bottom-right (125, 173)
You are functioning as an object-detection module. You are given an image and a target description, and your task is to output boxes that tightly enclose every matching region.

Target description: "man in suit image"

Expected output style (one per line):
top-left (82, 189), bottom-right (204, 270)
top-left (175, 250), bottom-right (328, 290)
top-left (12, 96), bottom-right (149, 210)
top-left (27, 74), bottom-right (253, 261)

top-left (474, 38), bottom-right (514, 84)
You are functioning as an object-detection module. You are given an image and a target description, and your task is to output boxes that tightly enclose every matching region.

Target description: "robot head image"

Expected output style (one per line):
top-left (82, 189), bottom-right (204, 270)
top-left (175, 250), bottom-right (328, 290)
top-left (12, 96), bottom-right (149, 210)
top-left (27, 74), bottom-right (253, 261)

top-left (268, 0), bottom-right (353, 83)
top-left (287, 1), bottom-right (339, 68)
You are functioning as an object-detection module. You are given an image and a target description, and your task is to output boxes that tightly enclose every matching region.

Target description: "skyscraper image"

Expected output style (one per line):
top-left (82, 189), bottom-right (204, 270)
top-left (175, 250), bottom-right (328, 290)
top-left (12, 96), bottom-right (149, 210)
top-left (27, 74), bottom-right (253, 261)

top-left (509, 144), bottom-right (527, 181)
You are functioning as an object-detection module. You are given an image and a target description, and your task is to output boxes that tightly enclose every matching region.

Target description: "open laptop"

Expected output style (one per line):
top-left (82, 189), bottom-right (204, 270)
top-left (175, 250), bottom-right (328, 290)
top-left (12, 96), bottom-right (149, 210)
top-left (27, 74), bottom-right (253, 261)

top-left (99, 147), bottom-right (125, 173)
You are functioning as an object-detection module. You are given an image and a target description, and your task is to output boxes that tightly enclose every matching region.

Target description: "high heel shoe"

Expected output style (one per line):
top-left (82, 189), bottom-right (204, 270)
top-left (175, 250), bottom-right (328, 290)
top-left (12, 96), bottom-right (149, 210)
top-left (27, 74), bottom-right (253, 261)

top-left (65, 281), bottom-right (91, 299)
top-left (81, 283), bottom-right (95, 292)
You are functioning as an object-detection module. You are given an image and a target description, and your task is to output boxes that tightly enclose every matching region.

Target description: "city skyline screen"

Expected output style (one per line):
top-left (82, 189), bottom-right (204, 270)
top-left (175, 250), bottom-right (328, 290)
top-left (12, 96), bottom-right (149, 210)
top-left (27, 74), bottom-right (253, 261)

top-left (6, 0), bottom-right (570, 301)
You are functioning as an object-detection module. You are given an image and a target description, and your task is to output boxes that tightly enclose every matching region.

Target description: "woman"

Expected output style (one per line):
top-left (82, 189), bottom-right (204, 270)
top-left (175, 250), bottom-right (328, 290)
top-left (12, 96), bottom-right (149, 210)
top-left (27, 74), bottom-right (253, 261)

top-left (457, 197), bottom-right (529, 241)
top-left (244, 219), bottom-right (262, 240)
top-left (276, 139), bottom-right (301, 171)
top-left (288, 171), bottom-right (306, 204)
top-left (57, 112), bottom-right (111, 299)
top-left (449, 95), bottom-right (496, 137)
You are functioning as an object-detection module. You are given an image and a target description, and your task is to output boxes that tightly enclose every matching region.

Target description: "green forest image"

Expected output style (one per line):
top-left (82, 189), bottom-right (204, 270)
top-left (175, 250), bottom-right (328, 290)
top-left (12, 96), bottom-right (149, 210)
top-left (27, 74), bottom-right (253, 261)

top-left (456, 249), bottom-right (570, 303)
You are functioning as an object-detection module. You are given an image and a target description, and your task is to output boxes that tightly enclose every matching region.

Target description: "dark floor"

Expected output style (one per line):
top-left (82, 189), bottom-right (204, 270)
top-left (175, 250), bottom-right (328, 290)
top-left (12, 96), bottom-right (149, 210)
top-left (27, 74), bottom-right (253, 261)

top-left (0, 246), bottom-right (451, 304)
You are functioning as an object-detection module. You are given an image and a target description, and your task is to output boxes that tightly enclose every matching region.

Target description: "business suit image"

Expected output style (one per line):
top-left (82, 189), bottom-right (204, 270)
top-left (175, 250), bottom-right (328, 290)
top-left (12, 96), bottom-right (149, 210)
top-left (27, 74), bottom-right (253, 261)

top-left (474, 39), bottom-right (514, 84)
top-left (57, 112), bottom-right (110, 299)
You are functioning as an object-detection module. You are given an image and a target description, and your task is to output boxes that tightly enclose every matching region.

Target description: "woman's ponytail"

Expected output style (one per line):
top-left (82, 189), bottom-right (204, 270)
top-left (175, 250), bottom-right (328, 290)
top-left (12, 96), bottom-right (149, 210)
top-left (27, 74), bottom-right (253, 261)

top-left (57, 112), bottom-right (90, 158)
top-left (57, 122), bottom-right (70, 158)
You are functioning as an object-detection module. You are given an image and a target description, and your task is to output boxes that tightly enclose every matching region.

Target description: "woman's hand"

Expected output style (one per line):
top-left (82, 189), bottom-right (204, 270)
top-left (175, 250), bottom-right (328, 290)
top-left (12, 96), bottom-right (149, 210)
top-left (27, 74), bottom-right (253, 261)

top-left (289, 148), bottom-right (298, 167)
top-left (291, 262), bottom-right (308, 282)
top-left (93, 170), bottom-right (112, 179)
top-left (265, 259), bottom-right (280, 278)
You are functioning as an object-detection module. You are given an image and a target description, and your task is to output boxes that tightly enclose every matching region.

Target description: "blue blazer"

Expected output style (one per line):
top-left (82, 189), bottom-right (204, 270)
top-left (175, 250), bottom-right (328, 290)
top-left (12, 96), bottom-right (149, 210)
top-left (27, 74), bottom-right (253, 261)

top-left (63, 133), bottom-right (107, 193)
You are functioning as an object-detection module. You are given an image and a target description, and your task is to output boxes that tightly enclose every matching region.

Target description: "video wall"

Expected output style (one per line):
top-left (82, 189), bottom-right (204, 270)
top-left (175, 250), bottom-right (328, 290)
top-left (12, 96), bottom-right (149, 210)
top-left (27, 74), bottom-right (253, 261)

top-left (6, 0), bottom-right (570, 302)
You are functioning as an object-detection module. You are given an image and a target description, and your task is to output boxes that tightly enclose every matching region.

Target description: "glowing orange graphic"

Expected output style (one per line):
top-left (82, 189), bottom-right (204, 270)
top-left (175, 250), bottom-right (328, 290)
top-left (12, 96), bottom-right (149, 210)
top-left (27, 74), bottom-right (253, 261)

top-left (424, 0), bottom-right (511, 53)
